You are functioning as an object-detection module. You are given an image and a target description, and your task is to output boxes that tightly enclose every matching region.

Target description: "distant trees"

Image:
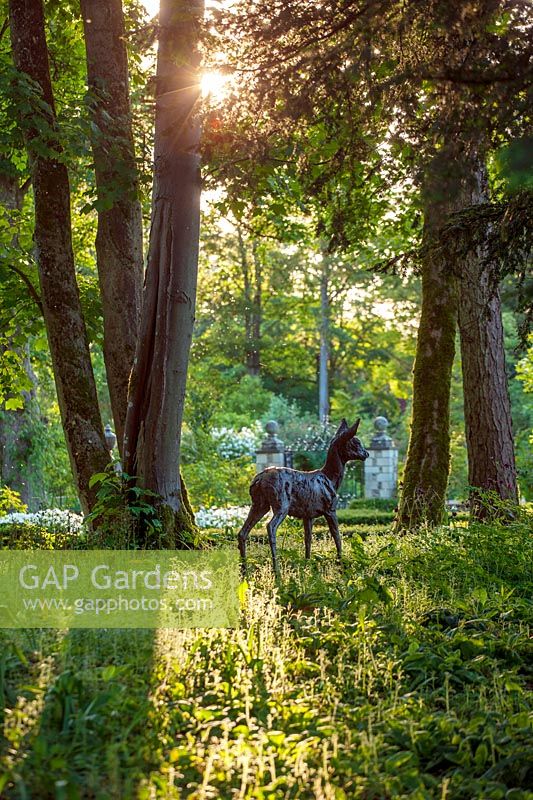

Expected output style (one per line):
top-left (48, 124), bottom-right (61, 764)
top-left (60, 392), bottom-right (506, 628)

top-left (215, 0), bottom-right (531, 523)
top-left (1, 0), bottom-right (530, 524)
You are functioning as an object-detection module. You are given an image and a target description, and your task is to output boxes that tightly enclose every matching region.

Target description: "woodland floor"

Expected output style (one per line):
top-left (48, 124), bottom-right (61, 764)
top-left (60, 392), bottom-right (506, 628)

top-left (1, 518), bottom-right (532, 799)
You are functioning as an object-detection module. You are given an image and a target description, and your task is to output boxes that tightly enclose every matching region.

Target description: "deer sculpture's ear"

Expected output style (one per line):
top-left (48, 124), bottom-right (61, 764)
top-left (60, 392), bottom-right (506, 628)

top-left (335, 418), bottom-right (349, 437)
top-left (341, 418), bottom-right (361, 441)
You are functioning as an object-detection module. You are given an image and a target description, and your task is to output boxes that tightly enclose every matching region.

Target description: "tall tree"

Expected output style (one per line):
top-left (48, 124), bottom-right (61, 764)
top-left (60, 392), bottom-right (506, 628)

top-left (123, 0), bottom-right (202, 542)
top-left (80, 0), bottom-right (144, 449)
top-left (398, 148), bottom-right (478, 527)
top-left (457, 161), bottom-right (518, 514)
top-left (9, 0), bottom-right (109, 514)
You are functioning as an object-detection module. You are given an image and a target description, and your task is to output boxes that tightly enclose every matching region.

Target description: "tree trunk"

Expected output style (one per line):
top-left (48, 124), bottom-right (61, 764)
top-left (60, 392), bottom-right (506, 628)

top-left (250, 241), bottom-right (262, 376)
top-left (123, 0), bottom-right (202, 545)
top-left (318, 256), bottom-right (330, 422)
top-left (458, 163), bottom-right (518, 516)
top-left (238, 226), bottom-right (254, 374)
top-left (80, 0), bottom-right (144, 450)
top-left (9, 0), bottom-right (109, 515)
top-left (238, 228), bottom-right (261, 376)
top-left (397, 148), bottom-right (482, 529)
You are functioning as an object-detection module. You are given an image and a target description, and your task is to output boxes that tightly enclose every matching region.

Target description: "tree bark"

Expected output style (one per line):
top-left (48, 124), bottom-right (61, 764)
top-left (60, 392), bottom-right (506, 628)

top-left (250, 241), bottom-right (262, 376)
top-left (80, 0), bottom-right (144, 450)
top-left (458, 163), bottom-right (518, 516)
top-left (238, 228), bottom-right (261, 376)
top-left (318, 256), bottom-right (330, 422)
top-left (123, 0), bottom-right (202, 545)
top-left (397, 147), bottom-right (483, 529)
top-left (9, 0), bottom-right (109, 515)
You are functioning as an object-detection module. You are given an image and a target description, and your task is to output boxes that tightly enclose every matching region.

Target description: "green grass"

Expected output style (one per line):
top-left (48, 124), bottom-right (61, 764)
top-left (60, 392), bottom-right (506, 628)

top-left (1, 516), bottom-right (532, 799)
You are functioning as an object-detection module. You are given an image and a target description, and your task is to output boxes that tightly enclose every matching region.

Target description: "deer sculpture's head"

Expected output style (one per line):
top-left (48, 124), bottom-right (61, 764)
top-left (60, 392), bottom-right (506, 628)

top-left (333, 418), bottom-right (369, 463)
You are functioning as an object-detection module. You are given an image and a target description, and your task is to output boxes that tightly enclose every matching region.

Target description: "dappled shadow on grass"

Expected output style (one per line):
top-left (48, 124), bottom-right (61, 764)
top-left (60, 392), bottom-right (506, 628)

top-left (1, 517), bottom-right (531, 798)
top-left (1, 629), bottom-right (67, 795)
top-left (125, 520), bottom-right (532, 797)
top-left (0, 628), bottom-right (158, 799)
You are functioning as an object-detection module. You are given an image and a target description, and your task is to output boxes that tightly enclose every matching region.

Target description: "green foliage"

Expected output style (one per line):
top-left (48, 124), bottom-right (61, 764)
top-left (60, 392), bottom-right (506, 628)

top-left (21, 381), bottom-right (79, 511)
top-left (0, 341), bottom-right (34, 409)
top-left (0, 486), bottom-right (26, 516)
top-left (516, 337), bottom-right (533, 392)
top-left (349, 497), bottom-right (397, 511)
top-left (334, 507), bottom-right (395, 526)
top-left (183, 454), bottom-right (256, 509)
top-left (210, 374), bottom-right (273, 429)
top-left (509, 331), bottom-right (533, 500)
top-left (85, 468), bottom-right (203, 550)
top-left (494, 138), bottom-right (533, 194)
top-left (0, 523), bottom-right (80, 551)
top-left (85, 467), bottom-right (163, 549)
top-left (260, 393), bottom-right (314, 440)
top-left (1, 514), bottom-right (531, 797)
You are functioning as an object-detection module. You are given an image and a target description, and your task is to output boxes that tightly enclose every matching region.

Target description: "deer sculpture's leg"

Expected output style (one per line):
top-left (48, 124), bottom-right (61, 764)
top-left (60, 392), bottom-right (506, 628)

top-left (303, 517), bottom-right (313, 559)
top-left (267, 511), bottom-right (287, 577)
top-left (238, 503), bottom-right (269, 567)
top-left (324, 511), bottom-right (342, 559)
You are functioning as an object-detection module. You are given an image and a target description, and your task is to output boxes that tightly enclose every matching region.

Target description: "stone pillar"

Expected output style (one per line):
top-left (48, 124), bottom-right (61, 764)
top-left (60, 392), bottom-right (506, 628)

top-left (256, 420), bottom-right (285, 472)
top-left (364, 416), bottom-right (398, 499)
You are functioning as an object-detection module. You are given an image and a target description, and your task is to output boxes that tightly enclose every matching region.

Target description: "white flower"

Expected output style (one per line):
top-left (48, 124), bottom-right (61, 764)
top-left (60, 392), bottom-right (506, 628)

top-left (211, 424), bottom-right (262, 460)
top-left (195, 505), bottom-right (249, 529)
top-left (0, 508), bottom-right (84, 533)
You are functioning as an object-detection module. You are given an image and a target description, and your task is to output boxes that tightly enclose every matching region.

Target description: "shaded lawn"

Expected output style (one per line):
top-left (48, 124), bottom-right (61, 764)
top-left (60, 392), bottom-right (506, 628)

top-left (1, 518), bottom-right (532, 799)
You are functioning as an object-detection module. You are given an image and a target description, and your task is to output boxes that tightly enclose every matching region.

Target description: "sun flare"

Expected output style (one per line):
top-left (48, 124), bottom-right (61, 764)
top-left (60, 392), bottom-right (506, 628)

top-left (200, 70), bottom-right (229, 100)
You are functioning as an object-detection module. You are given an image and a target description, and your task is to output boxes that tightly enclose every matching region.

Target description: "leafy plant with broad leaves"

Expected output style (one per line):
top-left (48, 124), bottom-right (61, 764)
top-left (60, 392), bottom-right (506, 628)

top-left (86, 465), bottom-right (162, 548)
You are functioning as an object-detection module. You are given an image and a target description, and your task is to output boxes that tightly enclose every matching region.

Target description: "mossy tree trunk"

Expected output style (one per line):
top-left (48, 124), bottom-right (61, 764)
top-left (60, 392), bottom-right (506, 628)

top-left (123, 0), bottom-right (202, 546)
top-left (457, 162), bottom-right (518, 517)
top-left (9, 0), bottom-right (110, 515)
top-left (397, 147), bottom-right (487, 529)
top-left (80, 0), bottom-right (144, 451)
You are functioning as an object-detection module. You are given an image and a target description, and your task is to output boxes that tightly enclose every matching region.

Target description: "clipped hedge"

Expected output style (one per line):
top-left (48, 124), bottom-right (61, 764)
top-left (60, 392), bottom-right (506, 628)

top-left (336, 507), bottom-right (395, 526)
top-left (348, 497), bottom-right (397, 512)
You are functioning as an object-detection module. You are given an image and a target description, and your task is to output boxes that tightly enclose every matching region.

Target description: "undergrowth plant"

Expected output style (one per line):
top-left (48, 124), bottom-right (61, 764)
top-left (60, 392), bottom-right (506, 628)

top-left (85, 467), bottom-right (164, 549)
top-left (0, 511), bottom-right (531, 798)
top-left (0, 486), bottom-right (27, 516)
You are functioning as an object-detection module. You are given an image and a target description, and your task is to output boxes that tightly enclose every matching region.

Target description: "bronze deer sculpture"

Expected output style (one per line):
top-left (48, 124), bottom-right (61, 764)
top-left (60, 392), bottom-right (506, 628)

top-left (238, 418), bottom-right (369, 574)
